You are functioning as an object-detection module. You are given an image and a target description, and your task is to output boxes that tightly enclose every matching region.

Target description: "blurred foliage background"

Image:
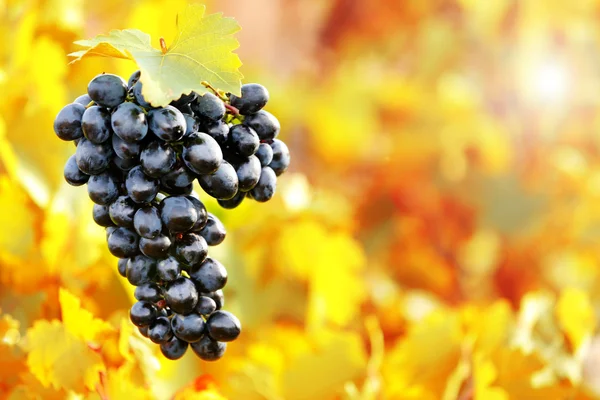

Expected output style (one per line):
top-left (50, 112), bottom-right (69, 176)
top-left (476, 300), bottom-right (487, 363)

top-left (3, 0), bottom-right (600, 399)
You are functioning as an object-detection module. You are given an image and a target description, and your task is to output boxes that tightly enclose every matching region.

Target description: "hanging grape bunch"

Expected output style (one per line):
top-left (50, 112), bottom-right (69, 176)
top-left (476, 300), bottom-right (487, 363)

top-left (54, 63), bottom-right (289, 361)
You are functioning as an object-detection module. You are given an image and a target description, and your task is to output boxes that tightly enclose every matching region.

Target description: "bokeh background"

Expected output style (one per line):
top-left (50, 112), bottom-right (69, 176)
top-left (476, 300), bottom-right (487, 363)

top-left (3, 0), bottom-right (600, 398)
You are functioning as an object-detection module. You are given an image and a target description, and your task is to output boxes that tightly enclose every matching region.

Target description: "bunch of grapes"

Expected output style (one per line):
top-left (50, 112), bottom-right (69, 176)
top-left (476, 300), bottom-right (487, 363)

top-left (53, 71), bottom-right (290, 361)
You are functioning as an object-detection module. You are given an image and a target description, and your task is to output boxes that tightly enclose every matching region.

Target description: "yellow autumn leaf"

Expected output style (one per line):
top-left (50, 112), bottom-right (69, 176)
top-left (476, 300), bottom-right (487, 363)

top-left (69, 4), bottom-right (243, 106)
top-left (59, 288), bottom-right (115, 343)
top-left (24, 320), bottom-right (105, 392)
top-left (102, 362), bottom-right (153, 400)
top-left (556, 288), bottom-right (596, 350)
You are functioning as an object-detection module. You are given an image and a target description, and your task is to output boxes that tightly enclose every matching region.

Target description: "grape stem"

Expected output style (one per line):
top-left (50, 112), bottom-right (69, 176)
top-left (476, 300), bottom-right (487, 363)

top-left (224, 103), bottom-right (240, 117)
top-left (201, 81), bottom-right (229, 102)
top-left (85, 101), bottom-right (95, 109)
top-left (159, 37), bottom-right (168, 54)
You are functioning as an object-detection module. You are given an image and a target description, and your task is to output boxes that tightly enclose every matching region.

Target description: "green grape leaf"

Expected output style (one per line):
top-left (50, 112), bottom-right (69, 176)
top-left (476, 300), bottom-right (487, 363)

top-left (69, 4), bottom-right (243, 106)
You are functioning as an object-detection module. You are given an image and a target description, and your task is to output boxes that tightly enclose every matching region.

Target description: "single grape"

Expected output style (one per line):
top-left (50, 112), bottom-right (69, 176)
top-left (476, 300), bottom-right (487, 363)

top-left (190, 335), bottom-right (226, 361)
top-left (132, 81), bottom-right (153, 109)
top-left (129, 301), bottom-right (158, 327)
top-left (140, 141), bottom-right (176, 178)
top-left (198, 160), bottom-right (239, 200)
top-left (206, 310), bottom-right (241, 342)
top-left (228, 125), bottom-right (259, 157)
top-left (134, 282), bottom-right (163, 303)
top-left (249, 167), bottom-right (277, 202)
top-left (117, 258), bottom-right (128, 277)
top-left (139, 326), bottom-right (149, 337)
top-left (165, 277), bottom-right (198, 315)
top-left (195, 296), bottom-right (217, 316)
top-left (197, 213), bottom-right (226, 245)
top-left (269, 139), bottom-right (291, 176)
top-left (113, 155), bottom-right (138, 171)
top-left (133, 206), bottom-right (162, 239)
top-left (148, 316), bottom-right (173, 344)
top-left (107, 227), bottom-right (139, 258)
top-left (74, 94), bottom-right (92, 106)
top-left (229, 83), bottom-right (269, 115)
top-left (255, 142), bottom-right (274, 166)
top-left (243, 110), bottom-right (280, 141)
top-left (126, 255), bottom-right (157, 286)
top-left (182, 132), bottom-right (223, 175)
top-left (128, 70), bottom-right (141, 89)
top-left (160, 196), bottom-right (198, 233)
top-left (157, 256), bottom-right (181, 282)
top-left (175, 233), bottom-right (208, 268)
top-left (64, 154), bottom-right (89, 186)
top-left (186, 195), bottom-right (208, 232)
top-left (217, 191), bottom-right (246, 209)
top-left (81, 106), bottom-right (112, 144)
top-left (190, 257), bottom-right (227, 293)
top-left (87, 74), bottom-right (128, 108)
top-left (171, 313), bottom-right (205, 342)
top-left (160, 181), bottom-right (194, 196)
top-left (160, 335), bottom-right (188, 360)
top-left (236, 155), bottom-right (261, 192)
top-left (88, 172), bottom-right (119, 205)
top-left (93, 204), bottom-right (114, 227)
top-left (139, 234), bottom-right (172, 259)
top-left (112, 134), bottom-right (141, 160)
top-left (54, 103), bottom-right (85, 141)
top-left (126, 166), bottom-right (159, 204)
top-left (109, 196), bottom-right (138, 228)
top-left (148, 106), bottom-right (186, 142)
top-left (75, 138), bottom-right (113, 175)
top-left (192, 92), bottom-right (225, 121)
top-left (199, 119), bottom-right (229, 145)
top-left (111, 102), bottom-right (148, 142)
top-left (161, 158), bottom-right (196, 189)
top-left (201, 289), bottom-right (224, 310)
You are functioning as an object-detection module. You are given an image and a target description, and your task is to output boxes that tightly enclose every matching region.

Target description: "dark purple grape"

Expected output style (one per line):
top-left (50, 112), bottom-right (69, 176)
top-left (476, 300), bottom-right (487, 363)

top-left (129, 301), bottom-right (157, 327)
top-left (140, 141), bottom-right (176, 178)
top-left (182, 132), bottom-right (223, 175)
top-left (269, 139), bottom-right (290, 176)
top-left (54, 103), bottom-right (85, 141)
top-left (87, 74), bottom-right (127, 108)
top-left (190, 335), bottom-right (226, 361)
top-left (183, 114), bottom-right (198, 137)
top-left (126, 166), bottom-right (159, 204)
top-left (160, 181), bottom-right (194, 196)
top-left (171, 313), bottom-right (205, 342)
top-left (243, 110), bottom-right (280, 141)
top-left (217, 191), bottom-right (246, 209)
top-left (192, 92), bottom-right (225, 121)
top-left (88, 172), bottom-right (119, 205)
top-left (160, 335), bottom-right (188, 360)
top-left (148, 106), bottom-right (186, 142)
top-left (148, 316), bottom-right (173, 344)
top-left (160, 196), bottom-right (198, 234)
top-left (109, 196), bottom-right (138, 227)
top-left (113, 155), bottom-right (138, 171)
top-left (138, 325), bottom-right (149, 337)
top-left (117, 258), bottom-right (128, 277)
top-left (93, 204), bottom-right (114, 227)
top-left (128, 70), bottom-right (141, 89)
top-left (175, 233), bottom-right (208, 268)
top-left (112, 134), bottom-right (141, 159)
top-left (190, 257), bottom-right (227, 292)
top-left (139, 234), bottom-right (172, 259)
top-left (75, 138), bottom-right (113, 175)
top-left (197, 213), bottom-right (226, 245)
top-left (126, 255), bottom-right (157, 286)
top-left (195, 296), bottom-right (217, 316)
top-left (134, 282), bottom-right (163, 303)
top-left (165, 277), bottom-right (198, 315)
top-left (132, 81), bottom-right (153, 109)
top-left (107, 227), bottom-right (139, 258)
top-left (161, 158), bottom-right (196, 188)
top-left (199, 119), bottom-right (229, 145)
top-left (111, 102), bottom-right (148, 142)
top-left (249, 167), bottom-right (277, 202)
top-left (255, 143), bottom-right (273, 167)
top-left (236, 155), bottom-right (261, 192)
top-left (74, 94), bottom-right (92, 106)
top-left (201, 290), bottom-right (224, 310)
top-left (198, 160), bottom-right (238, 200)
top-left (81, 106), bottom-right (112, 144)
top-left (133, 206), bottom-right (162, 239)
top-left (206, 311), bottom-right (241, 342)
top-left (185, 195), bottom-right (208, 232)
top-left (64, 154), bottom-right (89, 186)
top-left (229, 83), bottom-right (269, 115)
top-left (228, 125), bottom-right (259, 157)
top-left (157, 256), bottom-right (181, 282)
